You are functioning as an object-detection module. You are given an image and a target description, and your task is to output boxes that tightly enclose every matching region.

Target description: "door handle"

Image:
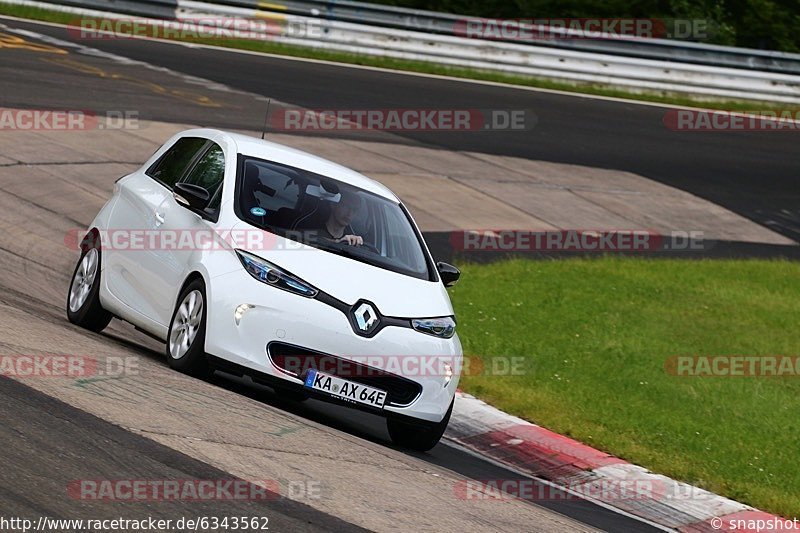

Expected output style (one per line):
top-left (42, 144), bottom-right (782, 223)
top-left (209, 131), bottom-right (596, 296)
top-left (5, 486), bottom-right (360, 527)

top-left (154, 211), bottom-right (165, 226)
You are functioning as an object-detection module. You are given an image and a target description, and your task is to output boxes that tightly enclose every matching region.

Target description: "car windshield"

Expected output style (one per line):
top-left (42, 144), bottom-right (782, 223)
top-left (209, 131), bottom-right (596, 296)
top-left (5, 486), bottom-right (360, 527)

top-left (235, 155), bottom-right (432, 280)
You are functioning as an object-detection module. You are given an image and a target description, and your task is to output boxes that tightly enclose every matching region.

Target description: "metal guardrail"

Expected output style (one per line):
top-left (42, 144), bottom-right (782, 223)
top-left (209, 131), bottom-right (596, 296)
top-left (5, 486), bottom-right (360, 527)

top-left (213, 0), bottom-right (800, 75)
top-left (37, 0), bottom-right (800, 75)
top-left (32, 0), bottom-right (179, 18)
top-left (5, 0), bottom-right (800, 103)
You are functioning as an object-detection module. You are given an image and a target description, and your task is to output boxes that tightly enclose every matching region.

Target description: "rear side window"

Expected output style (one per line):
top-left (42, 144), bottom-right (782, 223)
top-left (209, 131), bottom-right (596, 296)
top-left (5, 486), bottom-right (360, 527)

top-left (147, 137), bottom-right (208, 188)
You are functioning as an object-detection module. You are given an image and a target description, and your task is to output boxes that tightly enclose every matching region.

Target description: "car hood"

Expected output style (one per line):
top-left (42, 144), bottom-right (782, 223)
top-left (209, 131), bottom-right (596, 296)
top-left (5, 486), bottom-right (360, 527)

top-left (236, 226), bottom-right (454, 318)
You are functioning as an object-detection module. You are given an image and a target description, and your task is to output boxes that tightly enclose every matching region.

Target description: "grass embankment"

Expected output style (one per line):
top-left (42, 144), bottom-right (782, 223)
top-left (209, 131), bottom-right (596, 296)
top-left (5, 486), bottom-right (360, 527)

top-left (450, 258), bottom-right (800, 517)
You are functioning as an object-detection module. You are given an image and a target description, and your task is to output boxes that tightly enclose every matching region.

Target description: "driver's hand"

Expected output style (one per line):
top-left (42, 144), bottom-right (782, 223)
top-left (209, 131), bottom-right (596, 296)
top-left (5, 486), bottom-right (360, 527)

top-left (337, 235), bottom-right (363, 246)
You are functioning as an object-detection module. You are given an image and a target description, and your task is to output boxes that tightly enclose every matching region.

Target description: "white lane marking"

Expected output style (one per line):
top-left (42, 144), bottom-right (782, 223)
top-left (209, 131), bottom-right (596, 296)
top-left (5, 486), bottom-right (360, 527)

top-left (0, 16), bottom-right (284, 105)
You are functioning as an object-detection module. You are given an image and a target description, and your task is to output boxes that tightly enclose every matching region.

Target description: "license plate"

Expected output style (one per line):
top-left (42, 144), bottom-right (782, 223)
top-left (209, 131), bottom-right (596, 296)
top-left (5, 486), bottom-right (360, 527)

top-left (304, 369), bottom-right (387, 409)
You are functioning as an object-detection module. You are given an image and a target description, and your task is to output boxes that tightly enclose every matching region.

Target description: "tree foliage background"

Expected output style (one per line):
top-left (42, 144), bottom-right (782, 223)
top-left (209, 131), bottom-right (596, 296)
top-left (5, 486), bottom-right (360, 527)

top-left (369, 0), bottom-right (800, 52)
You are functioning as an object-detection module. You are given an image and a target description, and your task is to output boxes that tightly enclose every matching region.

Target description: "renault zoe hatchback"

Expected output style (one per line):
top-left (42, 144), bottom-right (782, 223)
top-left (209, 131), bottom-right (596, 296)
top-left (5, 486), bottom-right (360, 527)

top-left (67, 129), bottom-right (462, 451)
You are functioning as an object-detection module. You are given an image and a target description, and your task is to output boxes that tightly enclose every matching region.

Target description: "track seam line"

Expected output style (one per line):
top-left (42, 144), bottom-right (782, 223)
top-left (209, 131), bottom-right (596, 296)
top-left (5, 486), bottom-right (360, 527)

top-left (128, 427), bottom-right (423, 470)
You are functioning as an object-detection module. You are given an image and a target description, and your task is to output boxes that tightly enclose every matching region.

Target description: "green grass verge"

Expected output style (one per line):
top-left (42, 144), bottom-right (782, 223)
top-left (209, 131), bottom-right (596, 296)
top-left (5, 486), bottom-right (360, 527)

top-left (1, 3), bottom-right (798, 114)
top-left (448, 257), bottom-right (800, 518)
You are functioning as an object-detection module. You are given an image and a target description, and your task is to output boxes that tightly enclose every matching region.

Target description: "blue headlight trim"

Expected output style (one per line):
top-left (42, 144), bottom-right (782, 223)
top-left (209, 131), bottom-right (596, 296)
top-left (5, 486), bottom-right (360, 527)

top-left (411, 317), bottom-right (456, 339)
top-left (236, 250), bottom-right (318, 298)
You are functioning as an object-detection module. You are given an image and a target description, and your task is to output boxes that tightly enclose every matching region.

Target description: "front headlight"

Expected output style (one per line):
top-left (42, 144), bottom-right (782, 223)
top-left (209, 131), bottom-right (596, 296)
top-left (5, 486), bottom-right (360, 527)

top-left (236, 250), bottom-right (318, 298)
top-left (412, 316), bottom-right (456, 339)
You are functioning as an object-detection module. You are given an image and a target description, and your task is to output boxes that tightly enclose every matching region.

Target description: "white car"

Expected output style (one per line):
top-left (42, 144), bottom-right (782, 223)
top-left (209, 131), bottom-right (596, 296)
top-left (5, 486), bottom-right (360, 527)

top-left (67, 129), bottom-right (462, 451)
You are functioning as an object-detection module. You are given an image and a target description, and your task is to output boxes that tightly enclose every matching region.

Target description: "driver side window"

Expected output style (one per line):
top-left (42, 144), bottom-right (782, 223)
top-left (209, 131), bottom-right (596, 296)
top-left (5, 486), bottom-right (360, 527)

top-left (146, 137), bottom-right (208, 189)
top-left (182, 143), bottom-right (226, 215)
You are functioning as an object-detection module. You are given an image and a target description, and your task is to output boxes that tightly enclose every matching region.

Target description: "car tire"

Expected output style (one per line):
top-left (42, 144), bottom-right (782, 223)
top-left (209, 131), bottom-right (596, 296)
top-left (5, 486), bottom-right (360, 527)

top-left (166, 279), bottom-right (211, 377)
top-left (387, 398), bottom-right (454, 452)
top-left (66, 237), bottom-right (113, 332)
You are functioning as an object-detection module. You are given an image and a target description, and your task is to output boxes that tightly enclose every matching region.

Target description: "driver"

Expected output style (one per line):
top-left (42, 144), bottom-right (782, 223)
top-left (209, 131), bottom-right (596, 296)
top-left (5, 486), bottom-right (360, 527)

top-left (321, 190), bottom-right (363, 246)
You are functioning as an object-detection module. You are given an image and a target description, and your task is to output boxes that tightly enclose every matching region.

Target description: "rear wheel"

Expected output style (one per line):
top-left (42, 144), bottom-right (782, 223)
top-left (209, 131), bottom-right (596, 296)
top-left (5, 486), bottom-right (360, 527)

top-left (166, 279), bottom-right (210, 377)
top-left (66, 241), bottom-right (113, 332)
top-left (387, 398), bottom-right (454, 452)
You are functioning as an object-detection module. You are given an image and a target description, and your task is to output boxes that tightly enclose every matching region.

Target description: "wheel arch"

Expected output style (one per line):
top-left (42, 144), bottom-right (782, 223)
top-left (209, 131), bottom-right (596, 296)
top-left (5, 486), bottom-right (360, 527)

top-left (176, 271), bottom-right (207, 307)
top-left (77, 227), bottom-right (101, 253)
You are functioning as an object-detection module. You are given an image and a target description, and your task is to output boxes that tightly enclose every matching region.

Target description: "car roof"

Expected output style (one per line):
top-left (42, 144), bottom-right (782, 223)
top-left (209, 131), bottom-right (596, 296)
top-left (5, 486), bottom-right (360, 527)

top-left (184, 129), bottom-right (399, 201)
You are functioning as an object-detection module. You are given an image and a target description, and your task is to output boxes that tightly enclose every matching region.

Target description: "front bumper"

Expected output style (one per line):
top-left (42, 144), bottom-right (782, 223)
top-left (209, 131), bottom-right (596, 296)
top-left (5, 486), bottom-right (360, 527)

top-left (205, 268), bottom-right (462, 423)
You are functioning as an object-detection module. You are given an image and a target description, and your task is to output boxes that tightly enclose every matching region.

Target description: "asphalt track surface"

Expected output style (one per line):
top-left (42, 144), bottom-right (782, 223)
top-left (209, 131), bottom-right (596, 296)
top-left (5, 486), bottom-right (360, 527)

top-left (0, 17), bottom-right (668, 533)
top-left (0, 376), bottom-right (364, 532)
top-left (2, 17), bottom-right (799, 244)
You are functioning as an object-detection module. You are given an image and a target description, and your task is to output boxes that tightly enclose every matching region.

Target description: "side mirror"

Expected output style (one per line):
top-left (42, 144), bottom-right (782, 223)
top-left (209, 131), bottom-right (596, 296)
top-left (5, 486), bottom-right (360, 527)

top-left (174, 182), bottom-right (210, 211)
top-left (437, 262), bottom-right (460, 287)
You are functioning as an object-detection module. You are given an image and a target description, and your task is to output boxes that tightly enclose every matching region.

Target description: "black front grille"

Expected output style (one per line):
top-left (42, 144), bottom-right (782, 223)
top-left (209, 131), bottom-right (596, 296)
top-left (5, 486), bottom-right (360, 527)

top-left (268, 343), bottom-right (422, 406)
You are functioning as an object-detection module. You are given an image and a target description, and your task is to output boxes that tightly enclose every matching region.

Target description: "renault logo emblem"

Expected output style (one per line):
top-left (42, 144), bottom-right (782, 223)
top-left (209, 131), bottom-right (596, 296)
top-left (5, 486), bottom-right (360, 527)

top-left (353, 301), bottom-right (379, 334)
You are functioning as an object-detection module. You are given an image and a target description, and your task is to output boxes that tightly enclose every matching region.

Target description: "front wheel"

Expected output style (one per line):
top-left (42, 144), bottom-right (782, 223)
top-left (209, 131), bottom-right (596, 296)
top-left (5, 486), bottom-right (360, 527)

top-left (166, 279), bottom-right (210, 377)
top-left (387, 398), bottom-right (454, 452)
top-left (67, 242), bottom-right (113, 332)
